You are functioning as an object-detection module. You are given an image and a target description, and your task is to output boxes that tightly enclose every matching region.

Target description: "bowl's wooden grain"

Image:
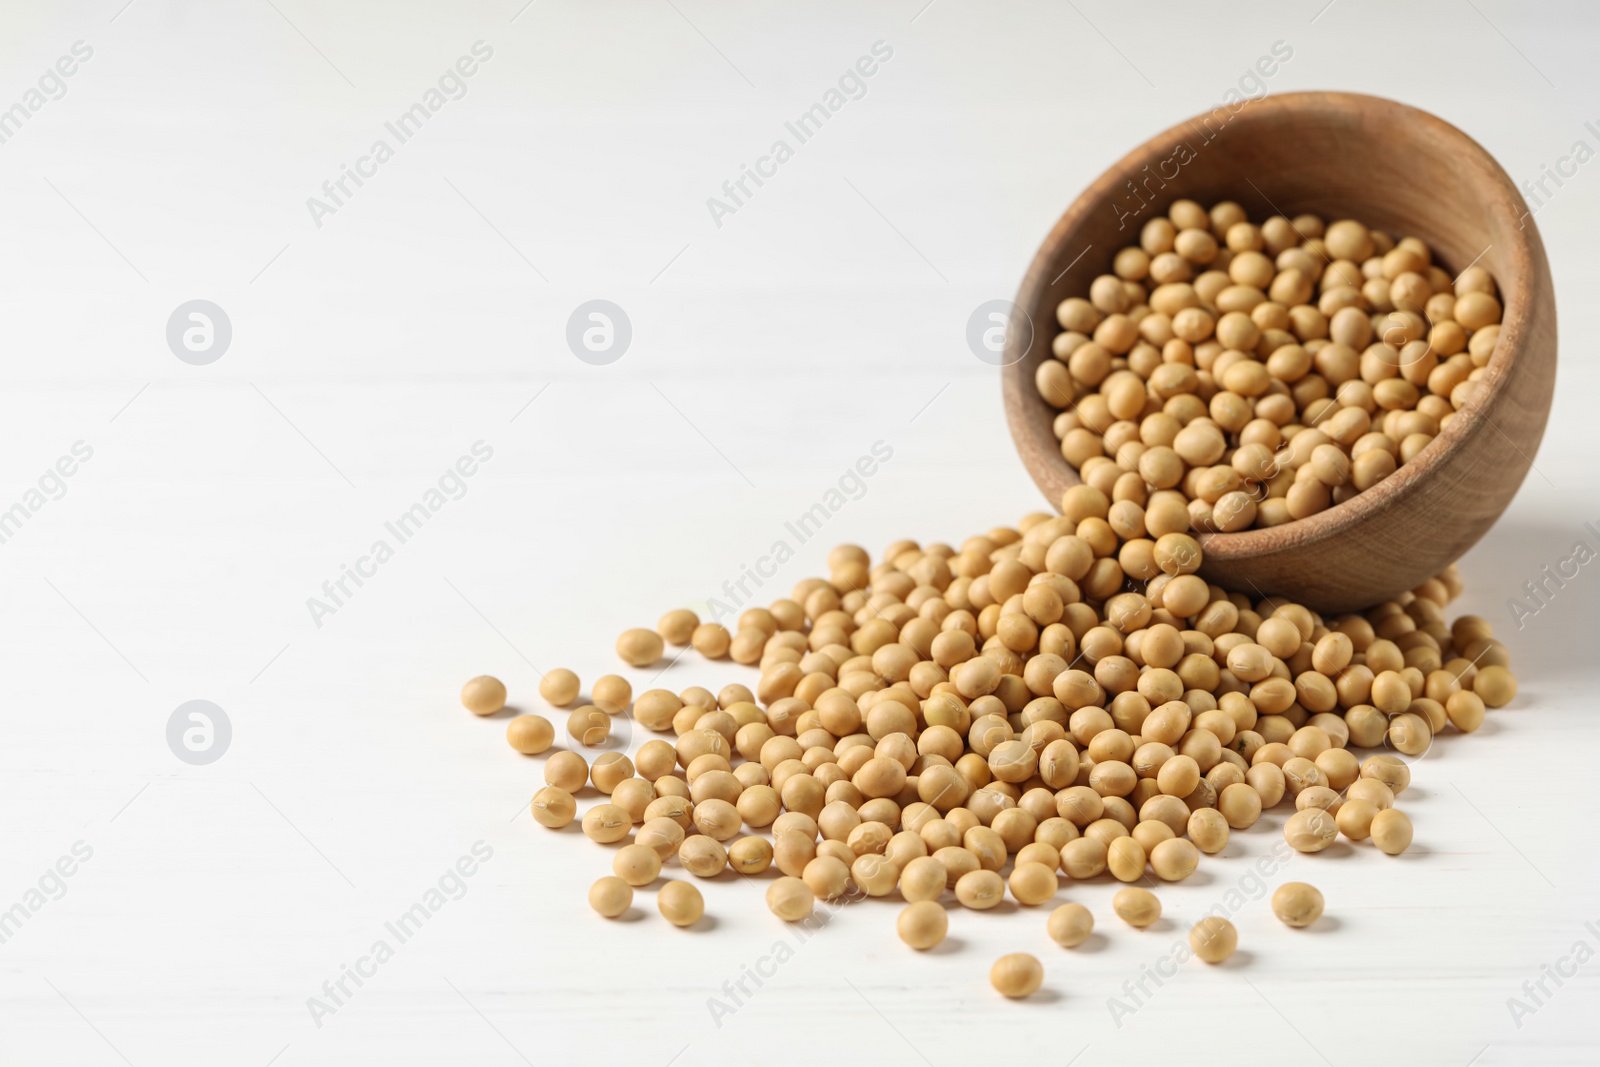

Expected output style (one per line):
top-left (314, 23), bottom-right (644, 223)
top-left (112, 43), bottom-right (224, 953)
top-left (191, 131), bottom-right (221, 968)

top-left (1002, 91), bottom-right (1556, 613)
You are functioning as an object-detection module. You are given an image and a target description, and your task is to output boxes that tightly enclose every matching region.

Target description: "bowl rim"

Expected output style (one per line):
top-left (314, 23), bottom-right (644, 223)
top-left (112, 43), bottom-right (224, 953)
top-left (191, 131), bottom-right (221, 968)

top-left (1002, 89), bottom-right (1542, 566)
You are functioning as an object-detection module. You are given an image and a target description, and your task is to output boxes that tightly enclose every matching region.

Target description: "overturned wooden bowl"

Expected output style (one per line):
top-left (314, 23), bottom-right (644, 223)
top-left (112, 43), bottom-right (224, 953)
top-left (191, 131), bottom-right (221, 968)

top-left (1002, 91), bottom-right (1556, 613)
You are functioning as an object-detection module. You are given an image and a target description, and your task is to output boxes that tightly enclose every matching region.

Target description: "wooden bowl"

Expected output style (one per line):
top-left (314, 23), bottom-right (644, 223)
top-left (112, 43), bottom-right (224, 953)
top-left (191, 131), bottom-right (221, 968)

top-left (1002, 91), bottom-right (1556, 613)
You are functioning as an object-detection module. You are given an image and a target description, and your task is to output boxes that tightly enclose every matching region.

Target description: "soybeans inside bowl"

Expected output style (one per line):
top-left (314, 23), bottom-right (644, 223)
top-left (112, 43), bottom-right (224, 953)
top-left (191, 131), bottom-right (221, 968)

top-left (1001, 91), bottom-right (1555, 612)
top-left (1037, 201), bottom-right (1503, 535)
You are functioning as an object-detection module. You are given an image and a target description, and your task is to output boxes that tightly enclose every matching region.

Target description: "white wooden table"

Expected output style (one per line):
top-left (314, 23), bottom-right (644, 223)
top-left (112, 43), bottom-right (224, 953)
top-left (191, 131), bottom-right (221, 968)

top-left (0, 2), bottom-right (1596, 1064)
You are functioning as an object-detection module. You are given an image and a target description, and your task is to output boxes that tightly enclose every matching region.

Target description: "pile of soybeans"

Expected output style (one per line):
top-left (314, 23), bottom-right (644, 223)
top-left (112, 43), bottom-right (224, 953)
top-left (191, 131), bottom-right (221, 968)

top-left (461, 202), bottom-right (1518, 996)
top-left (464, 508), bottom-right (1516, 995)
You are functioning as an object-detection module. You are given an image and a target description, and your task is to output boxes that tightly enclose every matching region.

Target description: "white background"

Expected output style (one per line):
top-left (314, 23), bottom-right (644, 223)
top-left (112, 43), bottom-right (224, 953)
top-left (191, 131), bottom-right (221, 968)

top-left (1, 1), bottom-right (1597, 1064)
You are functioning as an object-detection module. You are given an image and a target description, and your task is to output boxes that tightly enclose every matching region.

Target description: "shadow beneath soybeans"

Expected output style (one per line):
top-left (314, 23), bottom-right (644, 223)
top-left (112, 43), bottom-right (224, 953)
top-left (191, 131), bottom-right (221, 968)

top-left (1385, 841), bottom-right (1430, 860)
top-left (1072, 931), bottom-right (1112, 954)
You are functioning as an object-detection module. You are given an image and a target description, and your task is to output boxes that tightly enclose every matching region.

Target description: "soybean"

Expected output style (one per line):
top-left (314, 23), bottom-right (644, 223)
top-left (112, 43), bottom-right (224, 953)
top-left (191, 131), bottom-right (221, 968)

top-left (1271, 882), bottom-right (1324, 928)
top-left (588, 876), bottom-right (632, 918)
top-left (1371, 808), bottom-right (1414, 855)
top-left (530, 786), bottom-right (576, 829)
top-left (461, 675), bottom-right (507, 716)
top-left (539, 668), bottom-right (580, 707)
top-left (1113, 887), bottom-right (1162, 928)
top-left (766, 877), bottom-right (816, 921)
top-left (897, 900), bottom-right (949, 949)
top-left (613, 843), bottom-right (662, 886)
top-left (1284, 809), bottom-right (1338, 853)
top-left (658, 881), bottom-right (705, 927)
top-left (506, 715), bottom-right (554, 755)
top-left (1189, 917), bottom-right (1238, 963)
top-left (990, 953), bottom-right (1044, 998)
